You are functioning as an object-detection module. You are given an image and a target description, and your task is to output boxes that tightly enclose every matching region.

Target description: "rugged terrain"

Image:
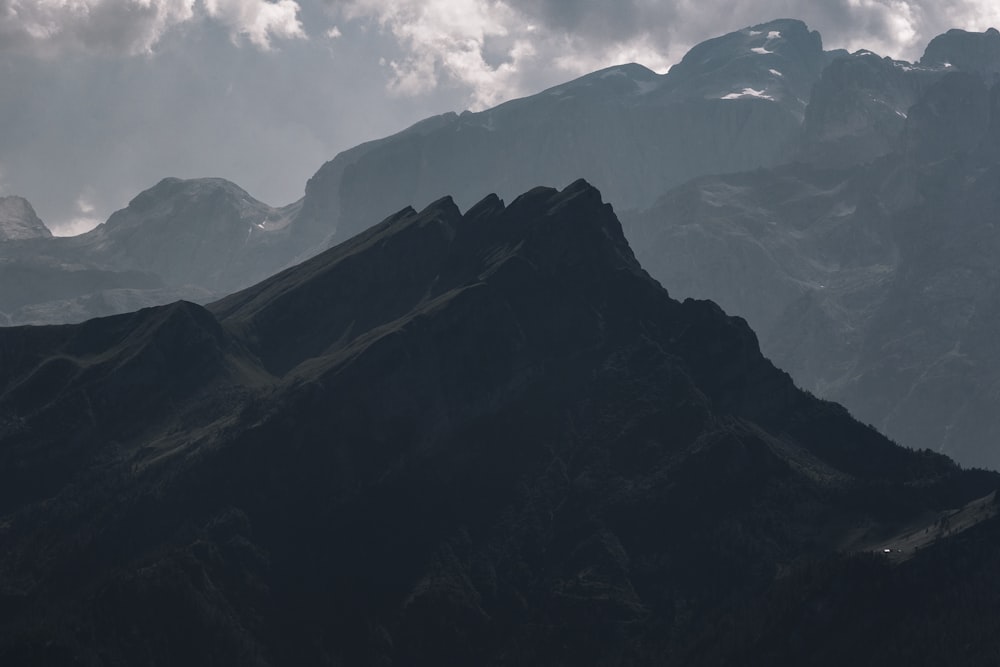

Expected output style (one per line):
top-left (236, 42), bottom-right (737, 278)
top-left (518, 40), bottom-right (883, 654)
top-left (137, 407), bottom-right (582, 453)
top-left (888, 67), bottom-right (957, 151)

top-left (623, 38), bottom-right (1000, 468)
top-left (1, 182), bottom-right (998, 665)
top-left (4, 20), bottom-right (1000, 470)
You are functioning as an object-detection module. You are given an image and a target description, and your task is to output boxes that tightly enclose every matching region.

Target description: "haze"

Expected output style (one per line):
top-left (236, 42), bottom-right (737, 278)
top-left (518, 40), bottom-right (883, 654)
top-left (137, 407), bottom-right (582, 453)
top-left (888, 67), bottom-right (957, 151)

top-left (1, 0), bottom-right (998, 234)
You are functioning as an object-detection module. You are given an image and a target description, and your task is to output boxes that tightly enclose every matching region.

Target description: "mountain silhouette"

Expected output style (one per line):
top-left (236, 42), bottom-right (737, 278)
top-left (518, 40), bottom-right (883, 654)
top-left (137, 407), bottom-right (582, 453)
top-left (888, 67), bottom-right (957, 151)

top-left (1, 181), bottom-right (998, 665)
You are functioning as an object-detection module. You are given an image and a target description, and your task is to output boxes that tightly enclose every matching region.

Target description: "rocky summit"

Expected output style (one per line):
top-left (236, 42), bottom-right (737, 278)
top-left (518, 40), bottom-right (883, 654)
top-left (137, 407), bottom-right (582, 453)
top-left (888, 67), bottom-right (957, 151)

top-left (0, 196), bottom-right (51, 242)
top-left (1, 182), bottom-right (998, 666)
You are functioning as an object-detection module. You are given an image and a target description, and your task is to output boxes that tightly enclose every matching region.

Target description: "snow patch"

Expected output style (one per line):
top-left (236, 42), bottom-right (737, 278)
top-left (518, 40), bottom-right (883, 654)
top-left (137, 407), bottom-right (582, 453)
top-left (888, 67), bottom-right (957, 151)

top-left (747, 30), bottom-right (762, 36)
top-left (721, 88), bottom-right (774, 101)
top-left (769, 69), bottom-right (784, 77)
top-left (767, 31), bottom-right (781, 40)
top-left (752, 47), bottom-right (773, 55)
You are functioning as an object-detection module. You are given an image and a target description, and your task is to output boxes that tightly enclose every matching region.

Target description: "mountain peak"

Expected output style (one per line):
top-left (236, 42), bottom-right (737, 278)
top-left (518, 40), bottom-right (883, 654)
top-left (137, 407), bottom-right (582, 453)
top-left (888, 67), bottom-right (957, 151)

top-left (661, 18), bottom-right (825, 108)
top-left (921, 27), bottom-right (1000, 78)
top-left (0, 196), bottom-right (52, 241)
top-left (212, 180), bottom-right (639, 375)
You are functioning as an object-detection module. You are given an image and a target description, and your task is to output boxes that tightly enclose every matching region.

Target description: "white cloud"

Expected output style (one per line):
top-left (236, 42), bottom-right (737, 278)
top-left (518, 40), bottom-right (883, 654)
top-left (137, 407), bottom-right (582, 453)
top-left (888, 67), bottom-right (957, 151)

top-left (0, 0), bottom-right (304, 55)
top-left (336, 0), bottom-right (677, 110)
top-left (50, 216), bottom-right (102, 237)
top-left (203, 0), bottom-right (304, 49)
top-left (333, 0), bottom-right (1000, 111)
top-left (48, 188), bottom-right (102, 236)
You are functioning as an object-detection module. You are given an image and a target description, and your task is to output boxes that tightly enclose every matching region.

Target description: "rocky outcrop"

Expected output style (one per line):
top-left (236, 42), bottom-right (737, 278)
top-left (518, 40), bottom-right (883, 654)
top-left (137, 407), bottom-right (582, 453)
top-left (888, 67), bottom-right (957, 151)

top-left (623, 67), bottom-right (1000, 469)
top-left (0, 196), bottom-right (51, 241)
top-left (921, 27), bottom-right (1000, 79)
top-left (798, 51), bottom-right (941, 166)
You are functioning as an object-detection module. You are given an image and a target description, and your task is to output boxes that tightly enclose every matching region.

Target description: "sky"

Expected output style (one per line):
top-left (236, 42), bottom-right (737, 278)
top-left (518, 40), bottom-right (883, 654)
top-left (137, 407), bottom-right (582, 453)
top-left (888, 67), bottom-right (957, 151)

top-left (1, 0), bottom-right (999, 235)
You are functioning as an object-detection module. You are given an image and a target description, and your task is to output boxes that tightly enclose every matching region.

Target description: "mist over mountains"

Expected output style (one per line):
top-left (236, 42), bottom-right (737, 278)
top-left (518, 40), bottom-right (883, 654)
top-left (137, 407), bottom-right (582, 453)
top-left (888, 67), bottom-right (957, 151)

top-left (4, 16), bottom-right (1000, 664)
top-left (4, 19), bottom-right (1000, 470)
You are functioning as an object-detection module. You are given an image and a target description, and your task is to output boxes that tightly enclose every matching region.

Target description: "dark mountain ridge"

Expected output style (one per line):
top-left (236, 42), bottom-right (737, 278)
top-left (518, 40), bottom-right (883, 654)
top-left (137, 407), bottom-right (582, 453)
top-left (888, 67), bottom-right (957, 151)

top-left (1, 182), bottom-right (998, 665)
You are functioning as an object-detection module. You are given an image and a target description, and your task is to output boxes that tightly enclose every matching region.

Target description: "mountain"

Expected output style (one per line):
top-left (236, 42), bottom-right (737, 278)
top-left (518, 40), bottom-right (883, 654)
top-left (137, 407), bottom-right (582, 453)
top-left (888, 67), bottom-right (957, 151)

top-left (623, 60), bottom-right (1000, 469)
top-left (5, 21), bottom-right (1000, 473)
top-left (797, 50), bottom-right (944, 167)
top-left (297, 19), bottom-right (831, 244)
top-left (0, 179), bottom-right (296, 326)
top-left (0, 197), bottom-right (51, 241)
top-left (1, 181), bottom-right (999, 665)
top-left (0, 19), bottom-right (835, 327)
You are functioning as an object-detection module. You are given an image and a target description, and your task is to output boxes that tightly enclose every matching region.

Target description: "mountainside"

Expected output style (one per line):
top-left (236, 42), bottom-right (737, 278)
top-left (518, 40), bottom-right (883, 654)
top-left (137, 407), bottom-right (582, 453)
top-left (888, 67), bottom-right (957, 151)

top-left (5, 22), bottom-right (1000, 475)
top-left (0, 197), bottom-right (51, 242)
top-left (1, 182), bottom-right (999, 665)
top-left (0, 179), bottom-right (300, 325)
top-left (297, 19), bottom-right (829, 244)
top-left (624, 55), bottom-right (1000, 468)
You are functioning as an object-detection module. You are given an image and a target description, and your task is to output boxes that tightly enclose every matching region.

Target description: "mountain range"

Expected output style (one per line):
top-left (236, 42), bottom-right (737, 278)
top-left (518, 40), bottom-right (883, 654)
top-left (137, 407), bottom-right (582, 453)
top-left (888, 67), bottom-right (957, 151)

top-left (2, 181), bottom-right (999, 665)
top-left (5, 13), bottom-right (1000, 663)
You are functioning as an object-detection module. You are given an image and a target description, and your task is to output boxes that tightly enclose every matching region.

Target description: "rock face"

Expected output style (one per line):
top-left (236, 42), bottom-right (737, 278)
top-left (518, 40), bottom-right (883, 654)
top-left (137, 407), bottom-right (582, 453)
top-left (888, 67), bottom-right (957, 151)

top-left (298, 19), bottom-right (829, 243)
top-left (69, 177), bottom-right (292, 292)
top-left (921, 27), bottom-right (1000, 78)
top-left (5, 21), bottom-right (1000, 475)
top-left (0, 178), bottom-right (296, 325)
top-left (798, 51), bottom-right (942, 167)
top-left (0, 196), bottom-right (51, 241)
top-left (624, 64), bottom-right (1000, 469)
top-left (1, 181), bottom-right (999, 665)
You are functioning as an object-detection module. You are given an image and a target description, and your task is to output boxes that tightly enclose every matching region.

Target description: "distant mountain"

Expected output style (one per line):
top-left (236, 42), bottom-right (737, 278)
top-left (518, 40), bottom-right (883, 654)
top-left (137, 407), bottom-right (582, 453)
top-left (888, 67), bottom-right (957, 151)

top-left (0, 179), bottom-right (298, 325)
top-left (298, 19), bottom-right (831, 243)
top-left (624, 53), bottom-right (1000, 468)
top-left (0, 196), bottom-right (51, 241)
top-left (5, 21), bottom-right (1000, 473)
top-left (1, 181), bottom-right (998, 665)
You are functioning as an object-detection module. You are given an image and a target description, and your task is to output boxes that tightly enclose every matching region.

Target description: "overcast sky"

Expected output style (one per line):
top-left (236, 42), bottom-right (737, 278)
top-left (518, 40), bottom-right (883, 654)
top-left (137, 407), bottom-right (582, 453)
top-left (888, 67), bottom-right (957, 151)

top-left (1, 0), bottom-right (998, 234)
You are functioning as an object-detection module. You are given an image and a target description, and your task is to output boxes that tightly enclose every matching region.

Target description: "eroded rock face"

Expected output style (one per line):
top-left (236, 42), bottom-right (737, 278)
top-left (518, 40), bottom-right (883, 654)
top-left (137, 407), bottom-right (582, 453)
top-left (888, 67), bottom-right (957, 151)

top-left (921, 27), bottom-right (1000, 79)
top-left (0, 196), bottom-right (51, 242)
top-left (297, 19), bottom-right (831, 245)
top-left (624, 68), bottom-right (1000, 469)
top-left (2, 181), bottom-right (995, 666)
top-left (798, 51), bottom-right (941, 167)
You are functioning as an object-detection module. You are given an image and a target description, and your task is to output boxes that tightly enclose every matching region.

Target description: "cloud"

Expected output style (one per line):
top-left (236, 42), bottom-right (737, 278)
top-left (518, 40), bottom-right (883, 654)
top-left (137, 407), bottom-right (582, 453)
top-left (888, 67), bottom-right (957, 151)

top-left (0, 0), bottom-right (304, 55)
top-left (203, 0), bottom-right (304, 48)
top-left (332, 0), bottom-right (1000, 110)
top-left (335, 0), bottom-right (678, 109)
top-left (46, 188), bottom-right (102, 236)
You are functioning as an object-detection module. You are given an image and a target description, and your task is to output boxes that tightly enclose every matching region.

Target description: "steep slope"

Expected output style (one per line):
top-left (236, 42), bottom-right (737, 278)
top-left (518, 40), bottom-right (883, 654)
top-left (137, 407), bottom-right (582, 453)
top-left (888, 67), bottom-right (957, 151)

top-left (0, 20), bottom-right (977, 330)
top-left (624, 60), bottom-right (1000, 469)
top-left (0, 182), bottom-right (997, 666)
top-left (0, 178), bottom-right (296, 326)
top-left (296, 19), bottom-right (829, 244)
top-left (0, 197), bottom-right (51, 242)
top-left (797, 51), bottom-right (943, 167)
top-left (68, 177), bottom-right (293, 292)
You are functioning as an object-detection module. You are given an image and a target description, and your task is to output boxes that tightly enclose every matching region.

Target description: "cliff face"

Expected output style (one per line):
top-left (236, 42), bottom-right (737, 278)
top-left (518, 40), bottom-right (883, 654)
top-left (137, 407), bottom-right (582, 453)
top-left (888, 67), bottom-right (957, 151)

top-left (297, 19), bottom-right (830, 244)
top-left (2, 181), bottom-right (995, 665)
top-left (0, 196), bottom-right (51, 242)
top-left (624, 66), bottom-right (1000, 469)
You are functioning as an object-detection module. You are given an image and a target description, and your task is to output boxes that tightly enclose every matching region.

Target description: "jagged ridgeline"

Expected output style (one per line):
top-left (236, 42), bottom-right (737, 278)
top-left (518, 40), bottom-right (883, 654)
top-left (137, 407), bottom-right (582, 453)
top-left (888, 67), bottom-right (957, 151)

top-left (5, 19), bottom-right (1000, 470)
top-left (1, 182), bottom-right (999, 665)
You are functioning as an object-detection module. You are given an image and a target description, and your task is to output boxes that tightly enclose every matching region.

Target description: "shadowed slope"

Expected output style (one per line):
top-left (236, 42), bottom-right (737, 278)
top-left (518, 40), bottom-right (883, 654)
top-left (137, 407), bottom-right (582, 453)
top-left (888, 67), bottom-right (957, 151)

top-left (0, 181), bottom-right (997, 666)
